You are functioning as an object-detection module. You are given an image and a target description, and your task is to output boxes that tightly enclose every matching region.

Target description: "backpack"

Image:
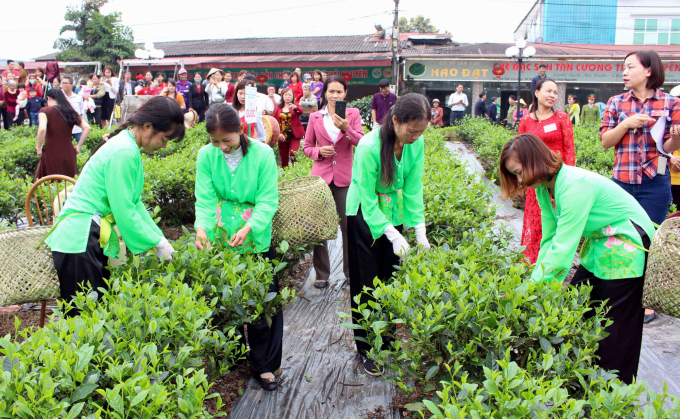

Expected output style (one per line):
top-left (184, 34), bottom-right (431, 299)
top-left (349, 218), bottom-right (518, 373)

top-left (45, 62), bottom-right (60, 83)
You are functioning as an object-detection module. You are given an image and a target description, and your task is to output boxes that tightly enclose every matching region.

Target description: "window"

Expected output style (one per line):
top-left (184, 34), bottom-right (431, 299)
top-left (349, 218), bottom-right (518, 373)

top-left (633, 18), bottom-right (680, 45)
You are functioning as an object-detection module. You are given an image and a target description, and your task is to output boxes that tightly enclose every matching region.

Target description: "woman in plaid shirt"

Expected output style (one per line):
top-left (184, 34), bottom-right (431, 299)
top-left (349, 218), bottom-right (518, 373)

top-left (600, 50), bottom-right (680, 323)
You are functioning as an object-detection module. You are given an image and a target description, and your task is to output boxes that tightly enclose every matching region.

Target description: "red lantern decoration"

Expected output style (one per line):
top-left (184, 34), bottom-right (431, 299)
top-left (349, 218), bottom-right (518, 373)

top-left (256, 74), bottom-right (268, 86)
top-left (492, 66), bottom-right (505, 81)
top-left (342, 74), bottom-right (353, 82)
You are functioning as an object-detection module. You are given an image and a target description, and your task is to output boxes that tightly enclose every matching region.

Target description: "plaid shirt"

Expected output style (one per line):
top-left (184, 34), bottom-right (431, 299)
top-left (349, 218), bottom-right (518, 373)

top-left (600, 90), bottom-right (680, 184)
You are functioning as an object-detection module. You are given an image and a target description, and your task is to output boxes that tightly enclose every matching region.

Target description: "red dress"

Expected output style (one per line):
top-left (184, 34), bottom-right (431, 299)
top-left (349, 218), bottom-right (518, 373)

top-left (517, 111), bottom-right (575, 263)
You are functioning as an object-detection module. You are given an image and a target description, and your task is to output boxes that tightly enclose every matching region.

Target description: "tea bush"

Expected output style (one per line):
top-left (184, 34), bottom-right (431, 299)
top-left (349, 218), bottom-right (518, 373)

top-left (348, 95), bottom-right (373, 130)
top-left (0, 274), bottom-right (232, 417)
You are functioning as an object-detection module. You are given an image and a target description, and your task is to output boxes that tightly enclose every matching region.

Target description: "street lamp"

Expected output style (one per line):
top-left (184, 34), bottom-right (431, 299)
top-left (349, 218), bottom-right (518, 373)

top-left (505, 39), bottom-right (536, 127)
top-left (134, 42), bottom-right (165, 61)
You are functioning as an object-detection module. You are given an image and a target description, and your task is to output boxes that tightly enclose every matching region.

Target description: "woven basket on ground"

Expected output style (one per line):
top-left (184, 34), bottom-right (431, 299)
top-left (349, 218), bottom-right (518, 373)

top-left (272, 176), bottom-right (338, 248)
top-left (0, 226), bottom-right (59, 307)
top-left (643, 217), bottom-right (680, 317)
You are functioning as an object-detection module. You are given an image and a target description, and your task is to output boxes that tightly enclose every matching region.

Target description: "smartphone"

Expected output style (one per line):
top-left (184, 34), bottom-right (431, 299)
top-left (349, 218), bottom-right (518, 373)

top-left (335, 100), bottom-right (347, 119)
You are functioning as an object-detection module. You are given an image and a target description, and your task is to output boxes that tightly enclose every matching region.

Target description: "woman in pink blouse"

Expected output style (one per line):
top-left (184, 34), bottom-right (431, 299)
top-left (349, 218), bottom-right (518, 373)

top-left (303, 75), bottom-right (364, 288)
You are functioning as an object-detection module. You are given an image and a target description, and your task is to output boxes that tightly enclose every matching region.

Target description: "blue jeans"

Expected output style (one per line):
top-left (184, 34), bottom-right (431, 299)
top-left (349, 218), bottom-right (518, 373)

top-left (450, 110), bottom-right (464, 125)
top-left (71, 132), bottom-right (82, 143)
top-left (29, 112), bottom-right (40, 127)
top-left (613, 173), bottom-right (672, 225)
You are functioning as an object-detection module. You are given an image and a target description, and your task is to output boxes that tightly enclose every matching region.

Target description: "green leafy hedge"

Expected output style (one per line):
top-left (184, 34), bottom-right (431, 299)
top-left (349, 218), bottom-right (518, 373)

top-left (453, 117), bottom-right (615, 180)
top-left (348, 95), bottom-right (373, 130)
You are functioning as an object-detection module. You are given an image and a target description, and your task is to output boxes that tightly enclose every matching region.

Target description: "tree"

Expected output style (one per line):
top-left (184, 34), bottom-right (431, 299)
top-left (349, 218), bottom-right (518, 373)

top-left (54, 0), bottom-right (135, 71)
top-left (398, 16), bottom-right (440, 33)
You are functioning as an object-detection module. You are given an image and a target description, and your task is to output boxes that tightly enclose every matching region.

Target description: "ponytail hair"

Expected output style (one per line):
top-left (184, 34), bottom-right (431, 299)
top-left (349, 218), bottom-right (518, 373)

top-left (46, 88), bottom-right (81, 126)
top-left (379, 93), bottom-right (430, 187)
top-left (205, 103), bottom-right (250, 156)
top-left (89, 96), bottom-right (185, 159)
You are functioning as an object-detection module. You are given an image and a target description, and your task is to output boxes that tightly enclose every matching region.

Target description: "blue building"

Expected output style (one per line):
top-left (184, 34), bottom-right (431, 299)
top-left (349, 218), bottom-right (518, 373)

top-left (515, 0), bottom-right (680, 45)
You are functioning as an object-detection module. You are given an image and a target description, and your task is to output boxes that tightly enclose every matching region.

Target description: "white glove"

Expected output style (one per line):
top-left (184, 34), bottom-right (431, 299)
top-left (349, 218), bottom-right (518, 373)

top-left (414, 223), bottom-right (431, 251)
top-left (384, 225), bottom-right (410, 257)
top-left (155, 237), bottom-right (175, 262)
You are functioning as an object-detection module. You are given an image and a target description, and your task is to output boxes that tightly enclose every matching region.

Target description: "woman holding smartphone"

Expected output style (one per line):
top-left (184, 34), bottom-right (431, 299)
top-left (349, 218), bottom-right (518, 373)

top-left (303, 75), bottom-right (363, 288)
top-left (600, 50), bottom-right (680, 324)
top-left (345, 93), bottom-right (431, 376)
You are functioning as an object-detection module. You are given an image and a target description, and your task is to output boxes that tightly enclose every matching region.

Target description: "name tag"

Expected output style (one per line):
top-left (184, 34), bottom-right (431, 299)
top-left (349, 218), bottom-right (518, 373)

top-left (544, 123), bottom-right (557, 133)
top-left (658, 156), bottom-right (667, 175)
top-left (650, 110), bottom-right (669, 117)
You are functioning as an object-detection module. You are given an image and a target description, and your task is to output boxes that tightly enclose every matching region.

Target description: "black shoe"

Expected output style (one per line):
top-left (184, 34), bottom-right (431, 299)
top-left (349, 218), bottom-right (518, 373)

top-left (362, 355), bottom-right (384, 377)
top-left (258, 374), bottom-right (281, 391)
top-left (644, 312), bottom-right (657, 324)
top-left (314, 279), bottom-right (329, 289)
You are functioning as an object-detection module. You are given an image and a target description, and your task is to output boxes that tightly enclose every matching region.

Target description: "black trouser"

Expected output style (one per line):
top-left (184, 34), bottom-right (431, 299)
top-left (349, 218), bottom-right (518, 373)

top-left (569, 225), bottom-right (650, 385)
top-left (238, 247), bottom-right (283, 375)
top-left (88, 107), bottom-right (102, 128)
top-left (449, 110), bottom-right (465, 125)
top-left (347, 207), bottom-right (400, 355)
top-left (196, 106), bottom-right (206, 123)
top-left (52, 220), bottom-right (110, 318)
top-left (672, 184), bottom-right (680, 210)
top-left (0, 107), bottom-right (8, 130)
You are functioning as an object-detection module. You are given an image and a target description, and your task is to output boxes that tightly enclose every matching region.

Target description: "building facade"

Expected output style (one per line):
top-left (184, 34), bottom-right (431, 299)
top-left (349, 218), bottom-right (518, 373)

top-left (515, 0), bottom-right (680, 46)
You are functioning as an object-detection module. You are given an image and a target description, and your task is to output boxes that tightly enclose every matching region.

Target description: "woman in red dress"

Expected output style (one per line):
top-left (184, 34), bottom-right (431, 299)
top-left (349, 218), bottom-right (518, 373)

top-left (517, 78), bottom-right (575, 264)
top-left (35, 88), bottom-right (90, 180)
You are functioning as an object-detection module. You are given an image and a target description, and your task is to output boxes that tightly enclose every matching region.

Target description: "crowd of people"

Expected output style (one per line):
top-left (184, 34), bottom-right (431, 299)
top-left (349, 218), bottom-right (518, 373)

top-left (3, 49), bottom-right (680, 393)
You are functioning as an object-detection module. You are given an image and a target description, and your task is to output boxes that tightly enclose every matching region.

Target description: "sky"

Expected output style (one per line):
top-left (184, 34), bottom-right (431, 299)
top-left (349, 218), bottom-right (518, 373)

top-left (0, 0), bottom-right (536, 62)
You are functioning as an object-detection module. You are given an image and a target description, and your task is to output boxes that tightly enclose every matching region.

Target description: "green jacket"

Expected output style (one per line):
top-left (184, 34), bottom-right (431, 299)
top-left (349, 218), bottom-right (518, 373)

top-left (507, 103), bottom-right (517, 121)
top-left (346, 129), bottom-right (425, 239)
top-left (45, 130), bottom-right (164, 258)
top-left (532, 165), bottom-right (655, 283)
top-left (194, 139), bottom-right (279, 253)
top-left (580, 104), bottom-right (600, 125)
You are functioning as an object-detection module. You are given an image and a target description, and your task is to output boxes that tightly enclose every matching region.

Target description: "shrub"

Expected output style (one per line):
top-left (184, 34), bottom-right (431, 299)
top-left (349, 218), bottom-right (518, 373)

top-left (348, 95), bottom-right (373, 130)
top-left (0, 172), bottom-right (32, 225)
top-left (0, 274), bottom-right (230, 417)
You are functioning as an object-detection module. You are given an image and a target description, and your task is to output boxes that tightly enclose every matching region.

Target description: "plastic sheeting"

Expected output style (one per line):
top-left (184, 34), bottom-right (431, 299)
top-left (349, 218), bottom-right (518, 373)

top-left (229, 232), bottom-right (400, 419)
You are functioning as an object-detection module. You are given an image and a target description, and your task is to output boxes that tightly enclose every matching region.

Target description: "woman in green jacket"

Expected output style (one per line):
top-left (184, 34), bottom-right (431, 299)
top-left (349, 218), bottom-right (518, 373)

top-left (46, 96), bottom-right (184, 315)
top-left (345, 93), bottom-right (431, 376)
top-left (193, 103), bottom-right (281, 391)
top-left (499, 133), bottom-right (655, 384)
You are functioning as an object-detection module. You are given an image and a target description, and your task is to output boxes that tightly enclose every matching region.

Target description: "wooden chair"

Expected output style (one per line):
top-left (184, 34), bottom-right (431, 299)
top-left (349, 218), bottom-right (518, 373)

top-left (24, 175), bottom-right (76, 327)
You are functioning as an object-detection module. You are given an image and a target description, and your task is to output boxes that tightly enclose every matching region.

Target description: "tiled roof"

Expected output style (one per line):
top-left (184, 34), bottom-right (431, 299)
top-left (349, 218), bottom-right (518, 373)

top-left (403, 42), bottom-right (680, 58)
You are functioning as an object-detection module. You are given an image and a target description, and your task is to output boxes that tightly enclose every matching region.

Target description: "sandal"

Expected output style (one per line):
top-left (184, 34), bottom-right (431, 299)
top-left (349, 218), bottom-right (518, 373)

top-left (258, 374), bottom-right (281, 391)
top-left (314, 279), bottom-right (329, 289)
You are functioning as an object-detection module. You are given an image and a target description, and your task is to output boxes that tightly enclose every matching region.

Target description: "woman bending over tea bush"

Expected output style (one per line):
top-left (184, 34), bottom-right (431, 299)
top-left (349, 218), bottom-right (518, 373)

top-left (345, 93), bottom-right (431, 376)
top-left (193, 103), bottom-right (283, 391)
top-left (499, 133), bottom-right (655, 384)
top-left (44, 96), bottom-right (182, 316)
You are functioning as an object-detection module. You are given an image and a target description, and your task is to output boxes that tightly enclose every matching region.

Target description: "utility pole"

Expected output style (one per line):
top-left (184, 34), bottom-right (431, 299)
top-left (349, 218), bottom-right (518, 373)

top-left (391, 0), bottom-right (399, 93)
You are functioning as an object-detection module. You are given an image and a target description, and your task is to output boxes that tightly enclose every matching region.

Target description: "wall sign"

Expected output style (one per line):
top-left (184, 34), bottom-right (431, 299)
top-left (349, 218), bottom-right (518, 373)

top-left (405, 59), bottom-right (680, 84)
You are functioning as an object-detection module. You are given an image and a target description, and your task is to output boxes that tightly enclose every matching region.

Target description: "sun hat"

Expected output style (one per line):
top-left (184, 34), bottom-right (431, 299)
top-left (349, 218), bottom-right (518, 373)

top-left (178, 68), bottom-right (187, 75)
top-left (432, 98), bottom-right (439, 102)
top-left (669, 85), bottom-right (680, 97)
top-left (205, 68), bottom-right (222, 79)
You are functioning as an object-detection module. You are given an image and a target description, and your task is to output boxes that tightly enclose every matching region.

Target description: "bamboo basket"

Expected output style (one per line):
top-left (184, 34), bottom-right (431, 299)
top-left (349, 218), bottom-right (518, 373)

top-left (0, 226), bottom-right (59, 307)
top-left (272, 176), bottom-right (338, 248)
top-left (643, 217), bottom-right (680, 317)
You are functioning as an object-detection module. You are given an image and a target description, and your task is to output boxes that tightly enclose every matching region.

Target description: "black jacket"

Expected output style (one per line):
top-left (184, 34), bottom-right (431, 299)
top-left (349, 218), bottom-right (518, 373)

top-left (487, 103), bottom-right (498, 121)
top-left (187, 83), bottom-right (208, 111)
top-left (474, 99), bottom-right (487, 117)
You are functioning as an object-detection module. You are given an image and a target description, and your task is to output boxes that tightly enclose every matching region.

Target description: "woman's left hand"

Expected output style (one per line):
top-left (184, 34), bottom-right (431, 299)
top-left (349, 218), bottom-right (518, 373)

top-left (75, 145), bottom-right (81, 154)
top-left (228, 225), bottom-right (252, 248)
top-left (332, 113), bottom-right (349, 132)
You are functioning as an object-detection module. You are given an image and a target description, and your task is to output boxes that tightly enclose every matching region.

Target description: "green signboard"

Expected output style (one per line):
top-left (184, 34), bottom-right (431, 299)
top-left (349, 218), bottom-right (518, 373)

top-left (157, 66), bottom-right (392, 86)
